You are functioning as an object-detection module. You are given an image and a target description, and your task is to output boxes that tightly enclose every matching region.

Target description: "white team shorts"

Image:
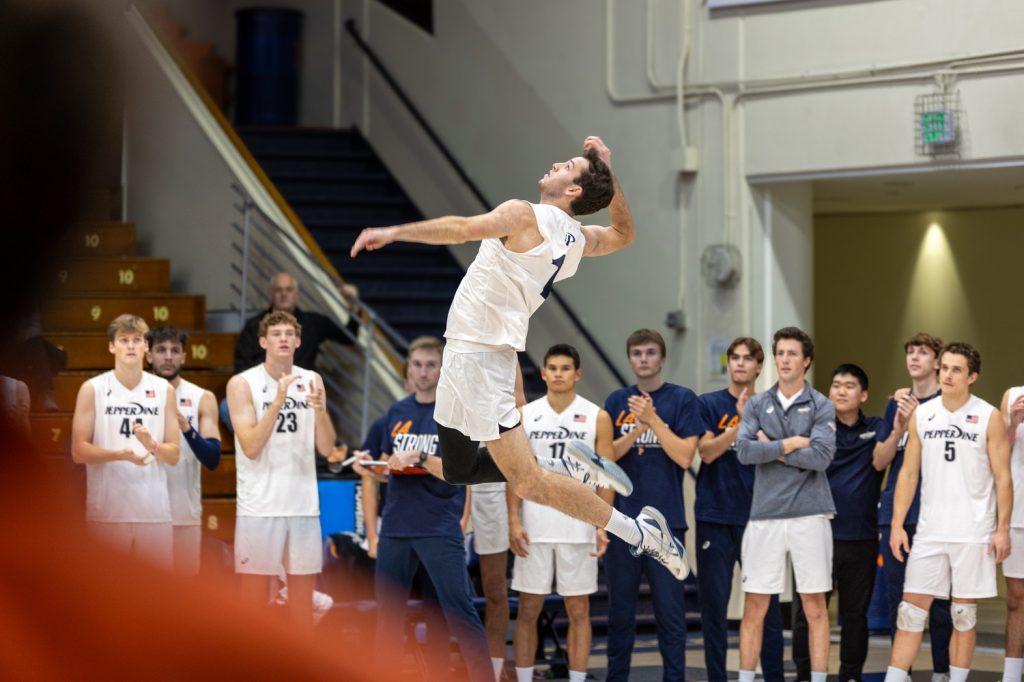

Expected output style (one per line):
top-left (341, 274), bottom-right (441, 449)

top-left (471, 483), bottom-right (509, 555)
top-left (234, 516), bottom-right (323, 575)
top-left (172, 524), bottom-right (202, 576)
top-left (435, 345), bottom-right (521, 442)
top-left (1004, 529), bottom-right (1024, 579)
top-left (88, 521), bottom-right (173, 571)
top-left (741, 515), bottom-right (833, 594)
top-left (512, 542), bottom-right (598, 597)
top-left (904, 539), bottom-right (997, 599)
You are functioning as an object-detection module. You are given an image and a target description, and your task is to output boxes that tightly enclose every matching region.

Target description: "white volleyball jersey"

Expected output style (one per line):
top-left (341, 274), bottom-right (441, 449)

top-left (86, 370), bottom-right (172, 523)
top-left (522, 394), bottom-right (601, 543)
top-left (234, 364), bottom-right (319, 517)
top-left (915, 394), bottom-right (997, 543)
top-left (1009, 386), bottom-right (1024, 529)
top-left (444, 202), bottom-right (585, 352)
top-left (164, 379), bottom-right (205, 526)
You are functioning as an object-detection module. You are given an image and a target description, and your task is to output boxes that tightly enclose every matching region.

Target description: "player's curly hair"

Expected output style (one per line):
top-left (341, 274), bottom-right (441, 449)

top-left (569, 147), bottom-right (614, 216)
top-left (941, 341), bottom-right (981, 375)
top-left (258, 310), bottom-right (302, 338)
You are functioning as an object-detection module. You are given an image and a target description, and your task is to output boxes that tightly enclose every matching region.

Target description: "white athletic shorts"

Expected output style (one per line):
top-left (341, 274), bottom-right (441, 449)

top-left (89, 521), bottom-right (173, 571)
top-left (172, 524), bottom-right (202, 576)
top-left (1004, 529), bottom-right (1024, 579)
top-left (471, 483), bottom-right (509, 555)
top-left (234, 515), bottom-right (323, 575)
top-left (512, 542), bottom-right (598, 597)
top-left (435, 344), bottom-right (521, 442)
top-left (741, 515), bottom-right (833, 594)
top-left (904, 539), bottom-right (997, 599)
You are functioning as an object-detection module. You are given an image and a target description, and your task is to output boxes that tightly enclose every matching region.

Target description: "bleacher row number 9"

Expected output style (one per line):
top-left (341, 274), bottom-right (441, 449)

top-left (153, 306), bottom-right (169, 321)
top-left (84, 233), bottom-right (100, 248)
top-left (118, 269), bottom-right (134, 286)
top-left (191, 344), bottom-right (208, 360)
top-left (90, 305), bottom-right (102, 321)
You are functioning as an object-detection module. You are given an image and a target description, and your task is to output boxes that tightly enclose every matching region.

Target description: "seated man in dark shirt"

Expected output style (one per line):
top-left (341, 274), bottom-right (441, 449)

top-left (233, 271), bottom-right (360, 372)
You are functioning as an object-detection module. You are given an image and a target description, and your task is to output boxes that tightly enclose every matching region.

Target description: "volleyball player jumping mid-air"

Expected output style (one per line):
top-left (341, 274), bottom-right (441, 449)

top-left (351, 136), bottom-right (688, 578)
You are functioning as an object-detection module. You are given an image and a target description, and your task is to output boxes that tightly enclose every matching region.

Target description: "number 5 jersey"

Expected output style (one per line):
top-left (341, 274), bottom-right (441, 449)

top-left (234, 364), bottom-right (319, 517)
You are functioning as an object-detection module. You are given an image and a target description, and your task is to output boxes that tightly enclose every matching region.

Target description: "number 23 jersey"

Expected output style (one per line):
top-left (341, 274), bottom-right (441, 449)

top-left (915, 394), bottom-right (996, 543)
top-left (235, 364), bottom-right (319, 517)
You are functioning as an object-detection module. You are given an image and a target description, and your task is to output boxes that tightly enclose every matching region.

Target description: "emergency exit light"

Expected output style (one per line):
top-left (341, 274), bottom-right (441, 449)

top-left (915, 89), bottom-right (961, 156)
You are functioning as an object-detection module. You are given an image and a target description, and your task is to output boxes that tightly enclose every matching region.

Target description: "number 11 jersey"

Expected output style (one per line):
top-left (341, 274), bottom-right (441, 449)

top-left (235, 364), bottom-right (318, 517)
top-left (915, 394), bottom-right (996, 543)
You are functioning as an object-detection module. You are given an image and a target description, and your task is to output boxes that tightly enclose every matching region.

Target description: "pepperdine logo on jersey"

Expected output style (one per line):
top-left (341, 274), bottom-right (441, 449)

top-left (104, 401), bottom-right (160, 416)
top-left (921, 423), bottom-right (980, 443)
top-left (260, 396), bottom-right (312, 411)
top-left (527, 424), bottom-right (590, 441)
top-left (390, 420), bottom-right (439, 454)
top-left (614, 410), bottom-right (662, 447)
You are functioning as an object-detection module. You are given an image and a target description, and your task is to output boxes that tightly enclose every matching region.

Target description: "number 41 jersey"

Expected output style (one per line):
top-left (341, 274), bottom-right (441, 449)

top-left (235, 364), bottom-right (318, 517)
top-left (915, 394), bottom-right (996, 543)
top-left (87, 370), bottom-right (171, 523)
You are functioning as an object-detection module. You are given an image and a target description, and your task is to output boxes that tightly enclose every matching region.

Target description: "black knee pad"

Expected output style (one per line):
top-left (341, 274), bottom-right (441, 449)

top-left (436, 423), bottom-right (482, 484)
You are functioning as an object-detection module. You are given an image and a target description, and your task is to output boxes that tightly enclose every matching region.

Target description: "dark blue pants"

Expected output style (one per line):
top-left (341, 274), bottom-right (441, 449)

top-left (606, 530), bottom-right (688, 682)
top-left (879, 524), bottom-right (952, 674)
top-left (375, 534), bottom-right (492, 682)
top-left (696, 522), bottom-right (784, 682)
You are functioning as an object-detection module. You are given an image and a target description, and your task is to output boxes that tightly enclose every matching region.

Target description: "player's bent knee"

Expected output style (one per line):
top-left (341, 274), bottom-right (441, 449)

top-left (896, 601), bottom-right (928, 632)
top-left (951, 602), bottom-right (977, 632)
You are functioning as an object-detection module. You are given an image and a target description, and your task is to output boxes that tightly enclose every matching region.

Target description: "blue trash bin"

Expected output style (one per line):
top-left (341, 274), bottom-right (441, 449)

top-left (234, 8), bottom-right (303, 125)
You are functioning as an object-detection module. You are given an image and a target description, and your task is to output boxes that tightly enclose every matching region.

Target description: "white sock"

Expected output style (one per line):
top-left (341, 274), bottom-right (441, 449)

top-left (604, 508), bottom-right (642, 546)
top-left (811, 673), bottom-right (827, 682)
top-left (491, 657), bottom-right (504, 681)
top-left (885, 666), bottom-right (909, 682)
top-left (1005, 657), bottom-right (1024, 682)
top-left (738, 670), bottom-right (756, 682)
top-left (568, 671), bottom-right (587, 682)
top-left (515, 666), bottom-right (533, 682)
top-left (949, 666), bottom-right (969, 682)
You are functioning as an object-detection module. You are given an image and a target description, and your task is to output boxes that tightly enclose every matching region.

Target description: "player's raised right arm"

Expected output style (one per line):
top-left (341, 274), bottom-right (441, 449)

top-left (350, 199), bottom-right (534, 257)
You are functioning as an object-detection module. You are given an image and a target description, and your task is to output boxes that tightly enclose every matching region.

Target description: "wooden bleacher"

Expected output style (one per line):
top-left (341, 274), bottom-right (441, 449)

top-left (37, 217), bottom-right (238, 544)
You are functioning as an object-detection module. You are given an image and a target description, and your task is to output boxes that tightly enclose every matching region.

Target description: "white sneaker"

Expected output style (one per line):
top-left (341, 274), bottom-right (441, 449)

top-left (630, 505), bottom-right (690, 580)
top-left (564, 440), bottom-right (634, 496)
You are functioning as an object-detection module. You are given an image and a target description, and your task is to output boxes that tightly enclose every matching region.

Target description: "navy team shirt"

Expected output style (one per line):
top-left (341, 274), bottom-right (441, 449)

top-left (376, 395), bottom-right (465, 539)
top-left (877, 389), bottom-right (940, 527)
top-left (695, 388), bottom-right (756, 526)
top-left (829, 413), bottom-right (886, 541)
top-left (605, 383), bottom-right (704, 530)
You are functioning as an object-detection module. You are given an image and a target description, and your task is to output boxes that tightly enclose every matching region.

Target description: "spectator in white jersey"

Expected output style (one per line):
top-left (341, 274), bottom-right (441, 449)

top-left (885, 343), bottom-right (1012, 682)
top-left (145, 326), bottom-right (221, 576)
top-left (226, 311), bottom-right (339, 627)
top-left (1000, 381), bottom-right (1024, 682)
top-left (71, 314), bottom-right (180, 568)
top-left (509, 344), bottom-right (613, 682)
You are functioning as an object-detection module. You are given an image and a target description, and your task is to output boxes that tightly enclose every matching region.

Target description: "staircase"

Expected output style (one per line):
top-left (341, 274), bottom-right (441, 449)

top-left (240, 126), bottom-right (544, 394)
top-left (37, 207), bottom-right (238, 544)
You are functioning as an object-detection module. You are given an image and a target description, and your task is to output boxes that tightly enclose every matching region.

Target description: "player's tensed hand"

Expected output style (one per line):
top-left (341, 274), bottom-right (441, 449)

top-left (736, 387), bottom-right (750, 418)
top-left (350, 227), bottom-right (396, 258)
top-left (306, 380), bottom-right (326, 413)
top-left (890, 526), bottom-right (911, 562)
top-left (583, 136), bottom-right (611, 169)
top-left (131, 422), bottom-right (156, 452)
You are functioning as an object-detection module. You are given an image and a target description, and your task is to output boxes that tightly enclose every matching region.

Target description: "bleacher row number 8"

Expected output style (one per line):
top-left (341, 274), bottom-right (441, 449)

top-left (84, 233), bottom-right (100, 248)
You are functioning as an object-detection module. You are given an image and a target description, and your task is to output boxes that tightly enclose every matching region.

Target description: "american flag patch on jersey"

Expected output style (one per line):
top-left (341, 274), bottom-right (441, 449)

top-left (574, 414), bottom-right (586, 422)
top-left (296, 384), bottom-right (305, 392)
top-left (967, 414), bottom-right (978, 424)
top-left (145, 389), bottom-right (156, 398)
top-left (180, 398), bottom-right (192, 407)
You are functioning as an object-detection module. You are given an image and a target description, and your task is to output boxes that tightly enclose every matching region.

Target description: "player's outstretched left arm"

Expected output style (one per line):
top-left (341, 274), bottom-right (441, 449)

top-left (988, 408), bottom-right (1012, 563)
top-left (350, 199), bottom-right (536, 257)
top-left (580, 137), bottom-right (635, 258)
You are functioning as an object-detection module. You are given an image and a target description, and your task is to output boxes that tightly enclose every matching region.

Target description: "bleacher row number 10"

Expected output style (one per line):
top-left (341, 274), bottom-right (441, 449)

top-left (85, 233), bottom-right (100, 248)
top-left (88, 305), bottom-right (169, 323)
